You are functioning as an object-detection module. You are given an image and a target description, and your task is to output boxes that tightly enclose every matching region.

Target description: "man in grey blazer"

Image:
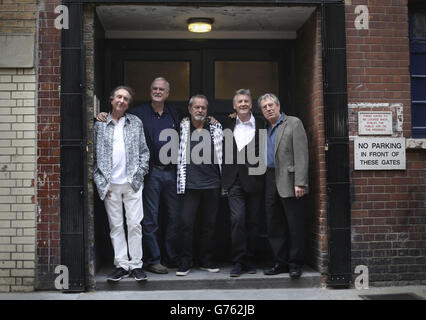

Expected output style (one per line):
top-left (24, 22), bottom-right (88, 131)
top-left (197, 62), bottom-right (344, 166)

top-left (258, 93), bottom-right (309, 279)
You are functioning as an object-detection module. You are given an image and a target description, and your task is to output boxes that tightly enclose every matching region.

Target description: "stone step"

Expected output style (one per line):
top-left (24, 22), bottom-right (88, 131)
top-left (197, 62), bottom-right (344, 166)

top-left (95, 265), bottom-right (322, 291)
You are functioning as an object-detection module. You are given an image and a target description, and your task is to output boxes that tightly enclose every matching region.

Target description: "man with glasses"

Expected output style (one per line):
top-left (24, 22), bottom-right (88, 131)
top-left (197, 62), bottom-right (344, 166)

top-left (130, 77), bottom-right (181, 274)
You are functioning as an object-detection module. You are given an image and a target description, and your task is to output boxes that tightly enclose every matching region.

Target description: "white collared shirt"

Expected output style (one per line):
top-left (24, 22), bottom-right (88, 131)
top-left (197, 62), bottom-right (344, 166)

top-left (234, 113), bottom-right (256, 152)
top-left (111, 116), bottom-right (127, 184)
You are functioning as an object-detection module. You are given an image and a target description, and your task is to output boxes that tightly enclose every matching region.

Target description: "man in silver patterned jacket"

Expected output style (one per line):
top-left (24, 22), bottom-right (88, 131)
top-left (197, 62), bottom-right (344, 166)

top-left (94, 86), bottom-right (150, 282)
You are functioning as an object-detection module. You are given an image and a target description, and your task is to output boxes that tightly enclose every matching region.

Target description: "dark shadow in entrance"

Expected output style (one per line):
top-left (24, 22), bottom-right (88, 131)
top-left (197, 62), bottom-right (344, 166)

top-left (94, 188), bottom-right (274, 274)
top-left (93, 36), bottom-right (317, 277)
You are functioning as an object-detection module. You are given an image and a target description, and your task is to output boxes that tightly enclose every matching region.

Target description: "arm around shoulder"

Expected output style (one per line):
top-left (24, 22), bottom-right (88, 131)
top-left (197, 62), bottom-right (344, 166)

top-left (136, 116), bottom-right (150, 176)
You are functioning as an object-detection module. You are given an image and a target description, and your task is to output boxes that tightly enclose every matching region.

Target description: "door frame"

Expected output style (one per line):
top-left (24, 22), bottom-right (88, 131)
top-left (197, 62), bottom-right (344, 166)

top-left (103, 39), bottom-right (295, 116)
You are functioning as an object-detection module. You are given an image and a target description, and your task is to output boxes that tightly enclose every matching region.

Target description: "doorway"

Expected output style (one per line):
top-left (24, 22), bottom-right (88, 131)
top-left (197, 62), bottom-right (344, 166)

top-left (102, 39), bottom-right (295, 115)
top-left (94, 39), bottom-right (297, 272)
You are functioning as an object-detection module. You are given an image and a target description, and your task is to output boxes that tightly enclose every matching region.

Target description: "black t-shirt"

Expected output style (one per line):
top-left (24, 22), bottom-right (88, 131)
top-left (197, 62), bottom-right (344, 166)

top-left (186, 121), bottom-right (221, 190)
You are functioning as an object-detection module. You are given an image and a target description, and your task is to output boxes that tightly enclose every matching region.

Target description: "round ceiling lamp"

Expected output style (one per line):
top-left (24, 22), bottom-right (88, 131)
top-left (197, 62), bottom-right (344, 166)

top-left (187, 18), bottom-right (214, 33)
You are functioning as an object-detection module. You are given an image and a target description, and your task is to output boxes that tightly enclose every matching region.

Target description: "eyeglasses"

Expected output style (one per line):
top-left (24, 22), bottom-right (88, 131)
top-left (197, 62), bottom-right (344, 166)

top-left (151, 87), bottom-right (167, 92)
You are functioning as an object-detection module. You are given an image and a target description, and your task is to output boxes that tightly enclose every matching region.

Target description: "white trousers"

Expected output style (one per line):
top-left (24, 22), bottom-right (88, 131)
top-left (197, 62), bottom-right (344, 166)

top-left (104, 183), bottom-right (144, 270)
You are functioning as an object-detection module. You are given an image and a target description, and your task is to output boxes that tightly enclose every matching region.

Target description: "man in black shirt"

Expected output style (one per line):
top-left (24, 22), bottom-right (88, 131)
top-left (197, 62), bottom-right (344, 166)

top-left (175, 94), bottom-right (223, 276)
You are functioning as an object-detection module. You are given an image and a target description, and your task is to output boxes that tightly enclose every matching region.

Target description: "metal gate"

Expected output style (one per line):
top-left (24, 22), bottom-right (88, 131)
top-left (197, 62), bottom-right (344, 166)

top-left (321, 2), bottom-right (352, 287)
top-left (60, 2), bottom-right (87, 292)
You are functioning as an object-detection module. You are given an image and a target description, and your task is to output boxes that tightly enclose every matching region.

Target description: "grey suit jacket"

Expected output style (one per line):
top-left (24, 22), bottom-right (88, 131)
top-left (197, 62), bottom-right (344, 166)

top-left (274, 114), bottom-right (309, 198)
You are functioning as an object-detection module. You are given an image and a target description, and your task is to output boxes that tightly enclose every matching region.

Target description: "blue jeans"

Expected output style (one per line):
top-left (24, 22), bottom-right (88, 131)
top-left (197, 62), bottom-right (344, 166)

top-left (142, 167), bottom-right (180, 265)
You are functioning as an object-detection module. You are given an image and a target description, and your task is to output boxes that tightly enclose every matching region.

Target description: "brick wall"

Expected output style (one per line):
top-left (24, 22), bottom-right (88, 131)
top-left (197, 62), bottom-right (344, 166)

top-left (296, 9), bottom-right (328, 278)
top-left (36, 0), bottom-right (61, 290)
top-left (0, 69), bottom-right (37, 292)
top-left (0, 0), bottom-right (37, 34)
top-left (0, 0), bottom-right (37, 292)
top-left (346, 0), bottom-right (426, 285)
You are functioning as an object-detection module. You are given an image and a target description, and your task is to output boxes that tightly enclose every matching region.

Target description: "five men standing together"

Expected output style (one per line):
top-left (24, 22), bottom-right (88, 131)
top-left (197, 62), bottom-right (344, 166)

top-left (94, 78), bottom-right (309, 282)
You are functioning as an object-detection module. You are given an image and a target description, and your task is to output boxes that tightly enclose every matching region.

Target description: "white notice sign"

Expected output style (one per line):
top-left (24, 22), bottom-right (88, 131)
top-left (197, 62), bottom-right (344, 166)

top-left (358, 111), bottom-right (393, 135)
top-left (354, 137), bottom-right (406, 170)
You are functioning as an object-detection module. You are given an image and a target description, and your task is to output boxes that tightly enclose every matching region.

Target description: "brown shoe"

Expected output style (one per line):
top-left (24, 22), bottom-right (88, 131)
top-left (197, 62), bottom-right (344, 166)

top-left (145, 263), bottom-right (168, 274)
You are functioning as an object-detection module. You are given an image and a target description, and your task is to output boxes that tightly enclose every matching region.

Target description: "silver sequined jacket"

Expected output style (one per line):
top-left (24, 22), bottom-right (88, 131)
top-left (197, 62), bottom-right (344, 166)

top-left (93, 113), bottom-right (150, 200)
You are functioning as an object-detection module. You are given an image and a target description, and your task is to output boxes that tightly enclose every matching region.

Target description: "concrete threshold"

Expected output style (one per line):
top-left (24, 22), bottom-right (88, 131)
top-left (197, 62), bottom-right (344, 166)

top-left (95, 264), bottom-right (322, 291)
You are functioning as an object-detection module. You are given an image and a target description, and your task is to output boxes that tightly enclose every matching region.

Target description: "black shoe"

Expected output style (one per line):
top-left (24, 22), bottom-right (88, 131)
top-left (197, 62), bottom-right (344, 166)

top-left (176, 266), bottom-right (190, 276)
top-left (290, 267), bottom-right (302, 279)
top-left (243, 263), bottom-right (256, 274)
top-left (106, 267), bottom-right (128, 282)
top-left (131, 268), bottom-right (147, 281)
top-left (230, 262), bottom-right (243, 277)
top-left (200, 265), bottom-right (220, 273)
top-left (263, 264), bottom-right (289, 276)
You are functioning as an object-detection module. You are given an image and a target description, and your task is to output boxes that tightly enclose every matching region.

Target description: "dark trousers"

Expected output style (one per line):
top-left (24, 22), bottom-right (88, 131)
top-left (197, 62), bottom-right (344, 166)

top-left (178, 188), bottom-right (220, 268)
top-left (227, 177), bottom-right (262, 265)
top-left (265, 168), bottom-right (305, 268)
top-left (142, 167), bottom-right (180, 266)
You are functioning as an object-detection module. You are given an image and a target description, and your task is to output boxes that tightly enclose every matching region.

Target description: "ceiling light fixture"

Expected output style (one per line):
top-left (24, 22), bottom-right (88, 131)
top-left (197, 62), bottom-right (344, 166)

top-left (187, 18), bottom-right (214, 33)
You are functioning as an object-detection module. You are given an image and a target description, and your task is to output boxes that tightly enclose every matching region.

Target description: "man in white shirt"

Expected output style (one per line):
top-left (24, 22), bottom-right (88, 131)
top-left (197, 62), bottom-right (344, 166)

top-left (93, 86), bottom-right (150, 282)
top-left (221, 89), bottom-right (266, 277)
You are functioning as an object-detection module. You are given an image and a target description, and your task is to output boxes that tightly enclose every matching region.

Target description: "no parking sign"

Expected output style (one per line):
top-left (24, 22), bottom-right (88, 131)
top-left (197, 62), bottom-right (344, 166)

top-left (354, 137), bottom-right (406, 170)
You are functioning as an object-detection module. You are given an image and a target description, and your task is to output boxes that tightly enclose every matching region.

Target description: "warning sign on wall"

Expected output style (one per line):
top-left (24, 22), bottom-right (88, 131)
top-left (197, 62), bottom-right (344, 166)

top-left (354, 137), bottom-right (406, 170)
top-left (358, 111), bottom-right (393, 135)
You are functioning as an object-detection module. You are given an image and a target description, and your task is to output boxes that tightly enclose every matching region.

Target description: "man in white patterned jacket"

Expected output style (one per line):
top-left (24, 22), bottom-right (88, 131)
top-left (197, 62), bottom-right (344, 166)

top-left (175, 94), bottom-right (223, 276)
top-left (94, 86), bottom-right (150, 282)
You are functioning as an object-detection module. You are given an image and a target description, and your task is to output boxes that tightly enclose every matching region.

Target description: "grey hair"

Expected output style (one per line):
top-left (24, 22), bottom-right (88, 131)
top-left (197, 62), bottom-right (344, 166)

top-left (109, 85), bottom-right (135, 105)
top-left (188, 94), bottom-right (208, 108)
top-left (257, 93), bottom-right (280, 109)
top-left (151, 77), bottom-right (170, 92)
top-left (233, 88), bottom-right (252, 105)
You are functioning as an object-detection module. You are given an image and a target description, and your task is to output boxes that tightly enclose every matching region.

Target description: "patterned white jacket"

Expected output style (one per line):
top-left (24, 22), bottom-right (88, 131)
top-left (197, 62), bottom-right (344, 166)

top-left (177, 118), bottom-right (223, 194)
top-left (93, 113), bottom-right (150, 200)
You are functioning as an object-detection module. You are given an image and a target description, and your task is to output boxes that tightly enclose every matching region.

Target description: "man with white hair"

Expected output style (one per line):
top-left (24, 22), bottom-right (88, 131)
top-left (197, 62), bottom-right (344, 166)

top-left (258, 93), bottom-right (309, 279)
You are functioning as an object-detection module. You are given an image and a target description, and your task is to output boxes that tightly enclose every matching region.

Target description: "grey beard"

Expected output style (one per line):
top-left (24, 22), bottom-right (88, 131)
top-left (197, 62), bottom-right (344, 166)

top-left (193, 115), bottom-right (206, 121)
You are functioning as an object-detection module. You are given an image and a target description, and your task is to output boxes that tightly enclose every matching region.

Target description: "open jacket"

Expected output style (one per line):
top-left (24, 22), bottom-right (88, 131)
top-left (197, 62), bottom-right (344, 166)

top-left (177, 118), bottom-right (223, 194)
top-left (93, 113), bottom-right (150, 200)
top-left (221, 115), bottom-right (266, 193)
